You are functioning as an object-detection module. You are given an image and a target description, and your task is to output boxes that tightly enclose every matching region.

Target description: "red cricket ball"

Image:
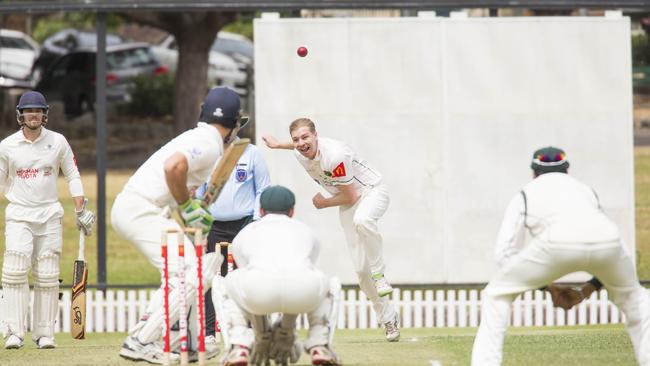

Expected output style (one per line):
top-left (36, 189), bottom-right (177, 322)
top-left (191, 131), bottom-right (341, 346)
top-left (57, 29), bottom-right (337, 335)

top-left (297, 46), bottom-right (308, 57)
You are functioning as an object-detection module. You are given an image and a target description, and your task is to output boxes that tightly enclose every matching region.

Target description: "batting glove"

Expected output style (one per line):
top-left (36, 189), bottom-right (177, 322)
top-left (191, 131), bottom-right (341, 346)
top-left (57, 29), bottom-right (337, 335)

top-left (75, 198), bottom-right (96, 236)
top-left (179, 198), bottom-right (213, 235)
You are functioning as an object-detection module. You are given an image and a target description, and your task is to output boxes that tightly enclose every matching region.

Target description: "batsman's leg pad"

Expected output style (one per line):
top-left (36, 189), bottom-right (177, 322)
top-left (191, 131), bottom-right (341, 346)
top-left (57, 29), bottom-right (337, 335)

top-left (136, 278), bottom-right (197, 345)
top-left (304, 277), bottom-right (341, 350)
top-left (1, 251), bottom-right (30, 338)
top-left (32, 251), bottom-right (60, 340)
top-left (197, 252), bottom-right (222, 290)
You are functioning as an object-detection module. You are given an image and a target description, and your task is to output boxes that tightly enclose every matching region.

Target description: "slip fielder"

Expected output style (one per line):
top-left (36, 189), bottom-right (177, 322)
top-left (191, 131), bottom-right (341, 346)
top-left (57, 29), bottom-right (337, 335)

top-left (471, 147), bottom-right (650, 366)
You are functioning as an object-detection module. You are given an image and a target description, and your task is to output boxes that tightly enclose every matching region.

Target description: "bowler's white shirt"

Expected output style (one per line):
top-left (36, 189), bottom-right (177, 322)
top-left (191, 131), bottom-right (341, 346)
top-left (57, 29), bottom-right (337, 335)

top-left (295, 137), bottom-right (382, 196)
top-left (233, 214), bottom-right (319, 270)
top-left (123, 122), bottom-right (224, 207)
top-left (0, 127), bottom-right (83, 222)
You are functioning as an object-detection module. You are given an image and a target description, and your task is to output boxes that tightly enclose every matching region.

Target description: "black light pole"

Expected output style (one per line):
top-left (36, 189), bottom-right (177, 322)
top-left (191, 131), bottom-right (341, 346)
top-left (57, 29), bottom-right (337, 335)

top-left (96, 11), bottom-right (108, 291)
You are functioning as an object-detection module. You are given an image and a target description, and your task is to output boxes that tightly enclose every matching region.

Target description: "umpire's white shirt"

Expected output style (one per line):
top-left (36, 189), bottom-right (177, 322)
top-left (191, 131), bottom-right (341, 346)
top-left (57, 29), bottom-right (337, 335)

top-left (295, 137), bottom-right (382, 196)
top-left (0, 128), bottom-right (83, 222)
top-left (123, 122), bottom-right (224, 208)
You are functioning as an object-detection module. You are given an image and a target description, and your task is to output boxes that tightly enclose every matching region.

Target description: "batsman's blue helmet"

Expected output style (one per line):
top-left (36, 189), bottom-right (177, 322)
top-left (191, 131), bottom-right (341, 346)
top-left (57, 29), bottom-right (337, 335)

top-left (199, 87), bottom-right (242, 129)
top-left (16, 91), bottom-right (49, 126)
top-left (17, 91), bottom-right (49, 111)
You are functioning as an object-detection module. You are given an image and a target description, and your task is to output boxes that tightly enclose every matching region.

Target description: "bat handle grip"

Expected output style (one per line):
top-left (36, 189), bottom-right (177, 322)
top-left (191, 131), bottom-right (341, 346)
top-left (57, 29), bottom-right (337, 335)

top-left (78, 231), bottom-right (85, 261)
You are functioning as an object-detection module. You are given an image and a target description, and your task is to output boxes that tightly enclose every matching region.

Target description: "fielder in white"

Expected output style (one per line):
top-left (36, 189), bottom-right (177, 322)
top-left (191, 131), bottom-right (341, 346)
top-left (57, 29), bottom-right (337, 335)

top-left (213, 185), bottom-right (342, 366)
top-left (112, 87), bottom-right (245, 363)
top-left (263, 118), bottom-right (399, 342)
top-left (471, 146), bottom-right (650, 366)
top-left (0, 91), bottom-right (95, 350)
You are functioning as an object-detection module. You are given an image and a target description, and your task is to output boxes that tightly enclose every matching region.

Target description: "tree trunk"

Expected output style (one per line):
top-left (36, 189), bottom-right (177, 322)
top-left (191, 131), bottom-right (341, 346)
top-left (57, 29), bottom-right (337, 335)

top-left (173, 31), bottom-right (213, 133)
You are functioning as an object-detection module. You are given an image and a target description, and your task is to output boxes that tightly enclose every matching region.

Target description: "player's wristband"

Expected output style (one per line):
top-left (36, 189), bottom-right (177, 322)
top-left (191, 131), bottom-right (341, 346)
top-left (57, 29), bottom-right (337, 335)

top-left (587, 277), bottom-right (603, 290)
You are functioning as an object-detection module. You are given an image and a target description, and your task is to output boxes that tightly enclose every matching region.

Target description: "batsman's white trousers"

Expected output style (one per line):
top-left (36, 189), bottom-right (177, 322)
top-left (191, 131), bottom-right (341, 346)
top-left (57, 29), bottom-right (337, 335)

top-left (471, 239), bottom-right (650, 366)
top-left (339, 183), bottom-right (396, 323)
top-left (224, 266), bottom-right (330, 348)
top-left (111, 191), bottom-right (199, 276)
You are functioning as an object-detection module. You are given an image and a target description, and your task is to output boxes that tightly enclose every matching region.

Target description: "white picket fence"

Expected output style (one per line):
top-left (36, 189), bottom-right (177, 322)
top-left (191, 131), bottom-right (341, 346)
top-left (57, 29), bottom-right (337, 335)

top-left (0, 287), bottom-right (636, 333)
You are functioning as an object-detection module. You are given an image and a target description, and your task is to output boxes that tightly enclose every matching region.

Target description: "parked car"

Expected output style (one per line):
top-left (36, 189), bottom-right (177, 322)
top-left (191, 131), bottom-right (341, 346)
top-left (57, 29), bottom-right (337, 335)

top-left (152, 34), bottom-right (247, 94)
top-left (212, 31), bottom-right (253, 64)
top-left (36, 42), bottom-right (168, 118)
top-left (0, 29), bottom-right (40, 88)
top-left (31, 28), bottom-right (124, 83)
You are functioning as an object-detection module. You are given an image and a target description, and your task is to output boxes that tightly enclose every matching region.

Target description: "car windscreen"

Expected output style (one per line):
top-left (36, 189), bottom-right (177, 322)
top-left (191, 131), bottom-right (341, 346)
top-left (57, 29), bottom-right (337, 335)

top-left (211, 38), bottom-right (253, 58)
top-left (107, 47), bottom-right (157, 70)
top-left (0, 36), bottom-right (34, 51)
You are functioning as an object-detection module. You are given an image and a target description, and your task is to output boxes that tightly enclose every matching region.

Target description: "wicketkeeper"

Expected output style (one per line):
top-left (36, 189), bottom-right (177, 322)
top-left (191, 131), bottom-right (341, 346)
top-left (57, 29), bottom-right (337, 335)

top-left (471, 146), bottom-right (650, 366)
top-left (112, 87), bottom-right (245, 363)
top-left (1, 91), bottom-right (95, 350)
top-left (213, 186), bottom-right (342, 366)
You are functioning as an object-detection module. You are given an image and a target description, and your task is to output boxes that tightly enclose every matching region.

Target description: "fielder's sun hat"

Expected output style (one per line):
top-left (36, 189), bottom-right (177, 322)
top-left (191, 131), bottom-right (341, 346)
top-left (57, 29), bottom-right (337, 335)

top-left (199, 87), bottom-right (240, 128)
top-left (260, 185), bottom-right (296, 213)
top-left (530, 146), bottom-right (569, 173)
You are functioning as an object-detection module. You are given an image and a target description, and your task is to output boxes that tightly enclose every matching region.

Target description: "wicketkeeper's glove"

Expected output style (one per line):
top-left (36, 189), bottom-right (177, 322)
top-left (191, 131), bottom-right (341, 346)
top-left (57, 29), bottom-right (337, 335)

top-left (269, 325), bottom-right (300, 366)
top-left (250, 330), bottom-right (272, 366)
top-left (179, 198), bottom-right (213, 235)
top-left (547, 283), bottom-right (584, 310)
top-left (76, 198), bottom-right (96, 236)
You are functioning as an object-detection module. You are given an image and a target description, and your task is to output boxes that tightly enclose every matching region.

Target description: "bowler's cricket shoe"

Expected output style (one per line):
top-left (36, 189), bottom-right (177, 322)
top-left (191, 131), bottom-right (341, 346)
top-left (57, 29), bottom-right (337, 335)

top-left (221, 345), bottom-right (250, 366)
top-left (119, 335), bottom-right (179, 364)
top-left (4, 334), bottom-right (23, 349)
top-left (36, 336), bottom-right (56, 349)
top-left (384, 314), bottom-right (400, 342)
top-left (371, 272), bottom-right (393, 297)
top-left (309, 345), bottom-right (342, 365)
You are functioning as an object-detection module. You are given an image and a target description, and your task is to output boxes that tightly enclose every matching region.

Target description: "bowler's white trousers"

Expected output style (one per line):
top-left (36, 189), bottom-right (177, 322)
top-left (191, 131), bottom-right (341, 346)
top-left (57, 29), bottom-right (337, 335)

top-left (223, 266), bottom-right (331, 349)
top-left (471, 239), bottom-right (650, 366)
top-left (339, 183), bottom-right (396, 323)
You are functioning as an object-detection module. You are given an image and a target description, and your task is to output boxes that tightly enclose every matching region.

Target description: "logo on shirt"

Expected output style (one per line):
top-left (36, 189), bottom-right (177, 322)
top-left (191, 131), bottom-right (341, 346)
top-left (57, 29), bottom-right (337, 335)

top-left (43, 166), bottom-right (53, 176)
top-left (16, 168), bottom-right (38, 179)
top-left (213, 108), bottom-right (223, 117)
top-left (331, 162), bottom-right (346, 178)
top-left (236, 168), bottom-right (247, 182)
top-left (189, 148), bottom-right (202, 158)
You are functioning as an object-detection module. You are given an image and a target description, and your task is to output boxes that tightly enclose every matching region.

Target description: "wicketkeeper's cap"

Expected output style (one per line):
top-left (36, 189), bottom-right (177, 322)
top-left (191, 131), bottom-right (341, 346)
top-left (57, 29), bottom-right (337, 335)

top-left (260, 185), bottom-right (296, 213)
top-left (530, 146), bottom-right (569, 174)
top-left (199, 87), bottom-right (240, 128)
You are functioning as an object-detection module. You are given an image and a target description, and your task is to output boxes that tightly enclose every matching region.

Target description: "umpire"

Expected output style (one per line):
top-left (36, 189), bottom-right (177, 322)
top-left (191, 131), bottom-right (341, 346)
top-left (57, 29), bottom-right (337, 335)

top-left (195, 132), bottom-right (271, 351)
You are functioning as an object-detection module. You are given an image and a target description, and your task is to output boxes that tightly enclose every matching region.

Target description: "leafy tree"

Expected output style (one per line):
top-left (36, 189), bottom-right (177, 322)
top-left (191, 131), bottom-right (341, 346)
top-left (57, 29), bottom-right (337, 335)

top-left (120, 12), bottom-right (237, 133)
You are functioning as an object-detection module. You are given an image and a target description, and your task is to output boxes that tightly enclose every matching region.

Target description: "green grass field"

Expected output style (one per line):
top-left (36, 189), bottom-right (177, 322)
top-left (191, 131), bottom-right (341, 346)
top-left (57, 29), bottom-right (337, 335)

top-left (1, 148), bottom-right (650, 285)
top-left (0, 325), bottom-right (637, 366)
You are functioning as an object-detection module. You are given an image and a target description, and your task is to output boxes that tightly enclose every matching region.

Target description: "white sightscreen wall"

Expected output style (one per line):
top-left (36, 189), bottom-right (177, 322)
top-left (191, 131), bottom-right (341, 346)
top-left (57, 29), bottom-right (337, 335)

top-left (254, 15), bottom-right (634, 284)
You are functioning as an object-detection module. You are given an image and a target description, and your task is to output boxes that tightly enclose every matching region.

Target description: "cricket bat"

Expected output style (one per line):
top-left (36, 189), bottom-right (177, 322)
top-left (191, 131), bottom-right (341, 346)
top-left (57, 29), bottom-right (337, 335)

top-left (201, 138), bottom-right (250, 206)
top-left (71, 231), bottom-right (87, 339)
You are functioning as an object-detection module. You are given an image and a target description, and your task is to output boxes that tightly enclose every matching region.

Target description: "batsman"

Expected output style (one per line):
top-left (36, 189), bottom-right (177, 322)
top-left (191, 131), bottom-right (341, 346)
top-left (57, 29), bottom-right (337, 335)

top-left (0, 91), bottom-right (95, 349)
top-left (112, 87), bottom-right (244, 363)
